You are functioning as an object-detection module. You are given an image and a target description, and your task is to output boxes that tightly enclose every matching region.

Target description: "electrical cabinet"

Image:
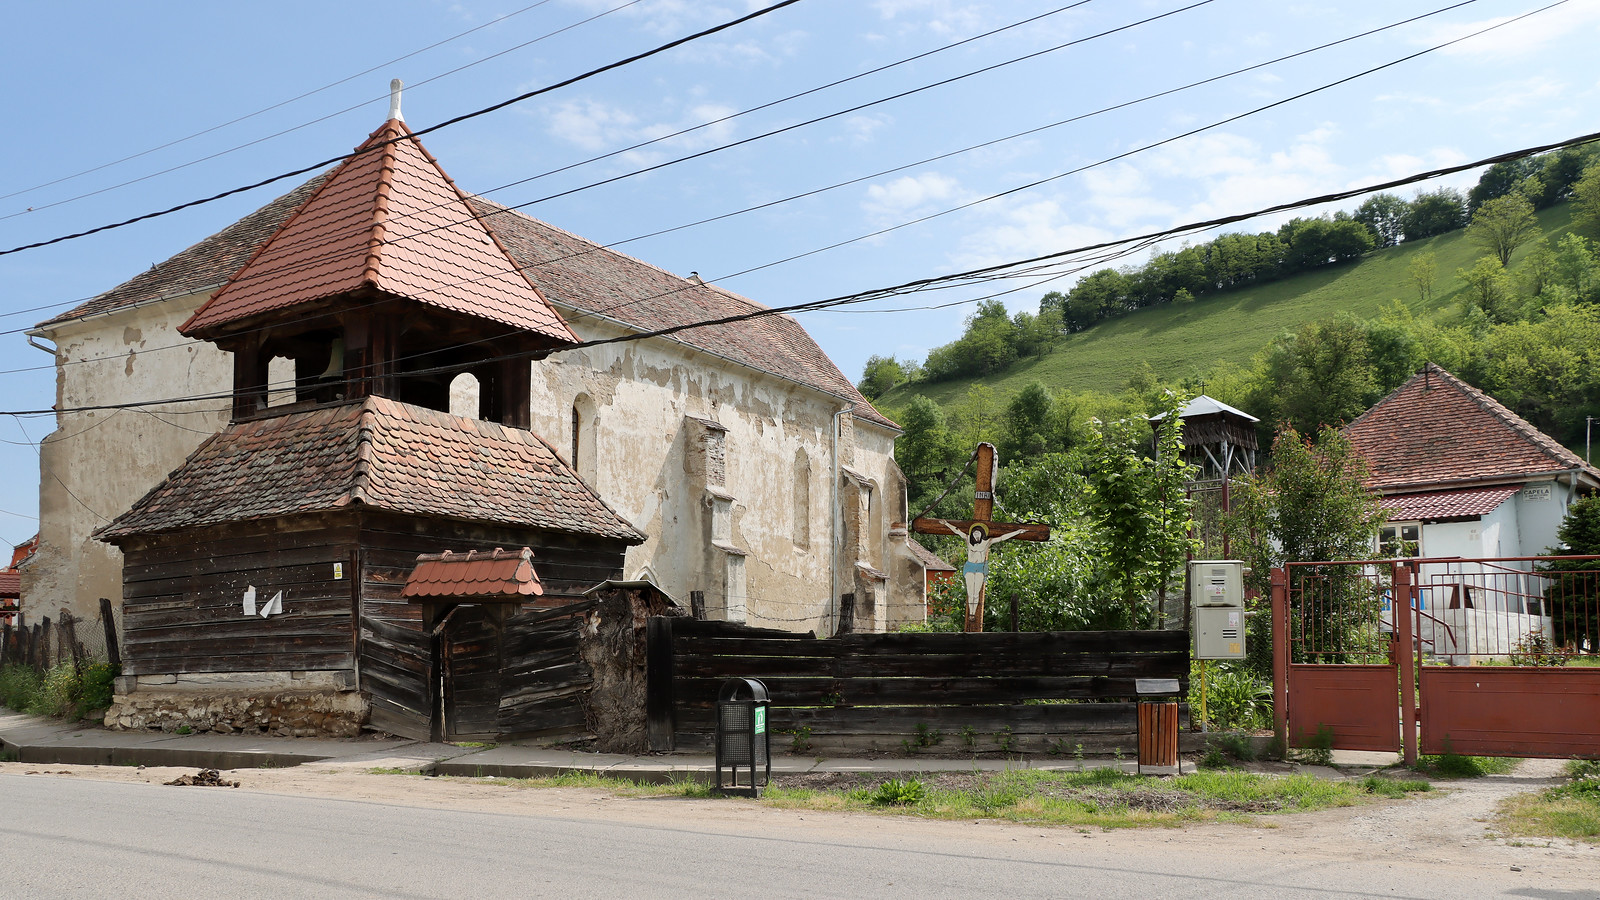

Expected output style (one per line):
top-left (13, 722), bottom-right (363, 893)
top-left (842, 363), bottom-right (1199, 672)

top-left (1191, 560), bottom-right (1245, 659)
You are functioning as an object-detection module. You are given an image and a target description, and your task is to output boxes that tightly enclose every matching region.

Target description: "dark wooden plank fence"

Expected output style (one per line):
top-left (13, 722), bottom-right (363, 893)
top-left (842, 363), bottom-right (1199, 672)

top-left (496, 599), bottom-right (597, 739)
top-left (648, 618), bottom-right (1189, 754)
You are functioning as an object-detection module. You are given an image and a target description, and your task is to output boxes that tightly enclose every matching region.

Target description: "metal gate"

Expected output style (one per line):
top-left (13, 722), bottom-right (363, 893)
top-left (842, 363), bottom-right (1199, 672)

top-left (1273, 557), bottom-right (1600, 762)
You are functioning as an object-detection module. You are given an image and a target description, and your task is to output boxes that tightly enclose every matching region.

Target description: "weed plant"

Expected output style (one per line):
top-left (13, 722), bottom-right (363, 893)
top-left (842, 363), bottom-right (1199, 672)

top-left (0, 661), bottom-right (119, 720)
top-left (1496, 759), bottom-right (1600, 842)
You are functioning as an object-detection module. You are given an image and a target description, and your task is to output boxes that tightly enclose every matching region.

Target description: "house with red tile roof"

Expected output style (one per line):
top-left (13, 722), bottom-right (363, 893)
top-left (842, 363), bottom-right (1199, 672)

top-left (1346, 363), bottom-right (1599, 561)
top-left (22, 95), bottom-right (920, 730)
top-left (1, 536), bottom-right (35, 625)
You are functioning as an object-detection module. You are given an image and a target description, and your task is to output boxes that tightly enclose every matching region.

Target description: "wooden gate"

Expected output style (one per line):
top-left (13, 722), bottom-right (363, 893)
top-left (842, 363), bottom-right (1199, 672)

top-left (439, 605), bottom-right (505, 741)
top-left (1273, 557), bottom-right (1600, 762)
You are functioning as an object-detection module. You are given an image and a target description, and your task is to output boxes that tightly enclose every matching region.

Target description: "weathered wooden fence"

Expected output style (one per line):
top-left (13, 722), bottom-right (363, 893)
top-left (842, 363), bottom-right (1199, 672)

top-left (646, 618), bottom-right (1191, 754)
top-left (0, 605), bottom-right (120, 673)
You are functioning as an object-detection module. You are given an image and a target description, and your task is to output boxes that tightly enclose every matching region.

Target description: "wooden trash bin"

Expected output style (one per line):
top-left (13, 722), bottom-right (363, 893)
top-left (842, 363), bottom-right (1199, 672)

top-left (1137, 700), bottom-right (1180, 771)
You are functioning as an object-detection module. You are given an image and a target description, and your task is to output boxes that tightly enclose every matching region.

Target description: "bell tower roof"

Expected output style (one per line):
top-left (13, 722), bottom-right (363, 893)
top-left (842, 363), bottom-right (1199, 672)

top-left (181, 115), bottom-right (575, 344)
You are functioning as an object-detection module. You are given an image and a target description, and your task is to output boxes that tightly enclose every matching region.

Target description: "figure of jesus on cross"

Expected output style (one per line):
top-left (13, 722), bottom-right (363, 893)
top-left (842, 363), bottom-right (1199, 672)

top-left (911, 442), bottom-right (1050, 632)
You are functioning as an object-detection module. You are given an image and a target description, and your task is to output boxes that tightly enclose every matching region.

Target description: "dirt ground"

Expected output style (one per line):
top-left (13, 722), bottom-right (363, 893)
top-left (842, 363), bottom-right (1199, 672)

top-left (3, 756), bottom-right (1596, 882)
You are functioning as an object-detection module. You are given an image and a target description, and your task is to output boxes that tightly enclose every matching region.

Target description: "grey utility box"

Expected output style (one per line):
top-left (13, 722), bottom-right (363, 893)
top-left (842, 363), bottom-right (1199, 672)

top-left (1191, 560), bottom-right (1246, 660)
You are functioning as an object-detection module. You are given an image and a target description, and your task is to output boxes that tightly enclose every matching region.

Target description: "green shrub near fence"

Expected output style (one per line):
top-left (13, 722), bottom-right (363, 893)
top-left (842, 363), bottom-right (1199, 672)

top-left (0, 661), bottom-right (119, 721)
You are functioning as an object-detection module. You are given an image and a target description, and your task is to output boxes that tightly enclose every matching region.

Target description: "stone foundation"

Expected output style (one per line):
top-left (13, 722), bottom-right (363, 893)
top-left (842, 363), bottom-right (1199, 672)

top-left (102, 688), bottom-right (368, 738)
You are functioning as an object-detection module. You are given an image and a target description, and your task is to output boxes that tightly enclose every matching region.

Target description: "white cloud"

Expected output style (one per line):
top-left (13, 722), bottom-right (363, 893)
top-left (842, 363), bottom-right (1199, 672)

top-left (862, 172), bottom-right (965, 220)
top-left (547, 99), bottom-right (639, 151)
top-left (544, 99), bottom-right (740, 165)
top-left (1419, 4), bottom-right (1600, 59)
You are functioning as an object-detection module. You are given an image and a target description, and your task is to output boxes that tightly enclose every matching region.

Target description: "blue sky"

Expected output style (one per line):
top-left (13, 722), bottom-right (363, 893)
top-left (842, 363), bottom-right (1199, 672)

top-left (1, 0), bottom-right (1598, 548)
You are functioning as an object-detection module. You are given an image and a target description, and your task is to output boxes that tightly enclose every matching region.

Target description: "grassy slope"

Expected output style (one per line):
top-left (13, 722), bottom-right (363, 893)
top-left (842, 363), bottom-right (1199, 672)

top-left (881, 203), bottom-right (1579, 410)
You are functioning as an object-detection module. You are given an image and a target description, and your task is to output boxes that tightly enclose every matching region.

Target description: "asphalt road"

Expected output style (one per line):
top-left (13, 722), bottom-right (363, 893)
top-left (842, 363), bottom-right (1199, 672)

top-left (0, 773), bottom-right (1589, 899)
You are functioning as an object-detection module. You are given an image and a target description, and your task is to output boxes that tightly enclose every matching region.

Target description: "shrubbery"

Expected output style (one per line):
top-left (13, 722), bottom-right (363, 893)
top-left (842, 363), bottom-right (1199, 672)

top-left (0, 661), bottom-right (119, 721)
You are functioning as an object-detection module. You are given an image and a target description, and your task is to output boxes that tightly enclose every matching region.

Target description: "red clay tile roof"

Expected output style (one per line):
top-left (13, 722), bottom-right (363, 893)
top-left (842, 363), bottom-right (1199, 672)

top-left (96, 396), bottom-right (643, 543)
top-left (1346, 364), bottom-right (1600, 493)
top-left (181, 120), bottom-right (575, 343)
top-left (40, 177), bottom-right (327, 327)
top-left (1378, 486), bottom-right (1520, 522)
top-left (402, 546), bottom-right (544, 600)
top-left (0, 571), bottom-right (19, 599)
top-left (472, 197), bottom-right (895, 430)
top-left (905, 536), bottom-right (954, 572)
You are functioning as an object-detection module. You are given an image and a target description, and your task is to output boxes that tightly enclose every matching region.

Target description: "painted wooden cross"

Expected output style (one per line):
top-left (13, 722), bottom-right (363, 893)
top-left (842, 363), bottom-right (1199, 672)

top-left (911, 442), bottom-right (1051, 632)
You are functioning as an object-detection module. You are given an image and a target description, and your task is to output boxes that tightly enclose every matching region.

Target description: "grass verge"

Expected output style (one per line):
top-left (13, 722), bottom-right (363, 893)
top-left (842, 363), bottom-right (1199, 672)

top-left (394, 767), bottom-right (1433, 828)
top-left (1413, 752), bottom-right (1520, 778)
top-left (1495, 760), bottom-right (1600, 843)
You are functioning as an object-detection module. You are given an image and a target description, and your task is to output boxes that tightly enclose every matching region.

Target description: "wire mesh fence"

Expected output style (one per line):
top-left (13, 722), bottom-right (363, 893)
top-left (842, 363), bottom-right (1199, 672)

top-left (0, 606), bottom-right (118, 672)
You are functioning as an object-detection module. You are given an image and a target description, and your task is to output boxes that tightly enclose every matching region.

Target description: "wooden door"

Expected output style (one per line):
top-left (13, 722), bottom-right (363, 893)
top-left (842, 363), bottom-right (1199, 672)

top-left (441, 605), bottom-right (504, 741)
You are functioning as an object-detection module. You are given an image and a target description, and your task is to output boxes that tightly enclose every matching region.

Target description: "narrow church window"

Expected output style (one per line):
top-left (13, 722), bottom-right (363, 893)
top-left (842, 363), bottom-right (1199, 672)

top-left (449, 372), bottom-right (481, 419)
top-left (571, 394), bottom-right (598, 484)
top-left (792, 449), bottom-right (811, 548)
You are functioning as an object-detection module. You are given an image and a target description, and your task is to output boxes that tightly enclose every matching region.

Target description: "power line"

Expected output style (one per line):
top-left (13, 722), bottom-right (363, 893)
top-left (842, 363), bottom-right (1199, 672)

top-left (0, 0), bottom-right (1092, 325)
top-left (0, 0), bottom-right (570, 212)
top-left (0, 0), bottom-right (1552, 387)
top-left (0, 0), bottom-right (807, 258)
top-left (0, 0), bottom-right (1555, 390)
top-left (0, 0), bottom-right (1199, 319)
top-left (6, 124), bottom-right (1597, 419)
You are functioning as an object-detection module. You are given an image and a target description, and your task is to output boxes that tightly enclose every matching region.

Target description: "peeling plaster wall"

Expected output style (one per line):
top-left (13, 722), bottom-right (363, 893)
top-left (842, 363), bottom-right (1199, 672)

top-left (529, 316), bottom-right (919, 635)
top-left (25, 293), bottom-right (232, 627)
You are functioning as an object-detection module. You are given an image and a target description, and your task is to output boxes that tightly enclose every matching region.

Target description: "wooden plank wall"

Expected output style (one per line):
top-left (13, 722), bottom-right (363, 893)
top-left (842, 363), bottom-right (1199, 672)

top-left (497, 599), bottom-right (597, 739)
top-left (120, 525), bottom-right (359, 676)
top-left (652, 619), bottom-right (1189, 753)
top-left (359, 615), bottom-right (432, 741)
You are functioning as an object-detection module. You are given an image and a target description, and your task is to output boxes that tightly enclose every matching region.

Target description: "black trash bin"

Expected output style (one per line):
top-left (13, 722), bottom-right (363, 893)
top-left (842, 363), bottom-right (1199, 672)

top-left (715, 677), bottom-right (771, 797)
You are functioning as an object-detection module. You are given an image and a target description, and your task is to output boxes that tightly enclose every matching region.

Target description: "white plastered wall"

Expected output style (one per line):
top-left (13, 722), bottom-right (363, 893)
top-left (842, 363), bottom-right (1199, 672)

top-left (24, 292), bottom-right (232, 626)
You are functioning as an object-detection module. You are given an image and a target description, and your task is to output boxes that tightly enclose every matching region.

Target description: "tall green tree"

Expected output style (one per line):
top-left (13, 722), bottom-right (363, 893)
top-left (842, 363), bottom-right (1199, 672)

top-left (1538, 495), bottom-right (1600, 650)
top-left (1257, 317), bottom-right (1380, 433)
top-left (1467, 193), bottom-right (1539, 267)
top-left (1354, 193), bottom-right (1410, 247)
top-left (858, 355), bottom-right (915, 400)
top-left (1224, 423), bottom-right (1387, 674)
top-left (1574, 160), bottom-right (1600, 237)
top-left (1404, 187), bottom-right (1468, 239)
top-left (896, 396), bottom-right (959, 510)
top-left (1081, 392), bottom-right (1197, 629)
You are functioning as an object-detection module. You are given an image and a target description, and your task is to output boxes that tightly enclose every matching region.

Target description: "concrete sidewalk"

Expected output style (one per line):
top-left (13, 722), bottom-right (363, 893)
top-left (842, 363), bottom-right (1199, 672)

top-left (1, 712), bottom-right (1222, 779)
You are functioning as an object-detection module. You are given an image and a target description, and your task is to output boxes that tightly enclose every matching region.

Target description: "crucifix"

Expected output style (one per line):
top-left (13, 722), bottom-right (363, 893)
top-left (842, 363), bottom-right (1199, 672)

top-left (911, 442), bottom-right (1051, 632)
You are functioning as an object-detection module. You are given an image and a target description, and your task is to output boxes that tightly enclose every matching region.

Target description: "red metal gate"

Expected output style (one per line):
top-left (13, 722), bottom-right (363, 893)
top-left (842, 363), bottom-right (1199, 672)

top-left (1273, 557), bottom-right (1600, 762)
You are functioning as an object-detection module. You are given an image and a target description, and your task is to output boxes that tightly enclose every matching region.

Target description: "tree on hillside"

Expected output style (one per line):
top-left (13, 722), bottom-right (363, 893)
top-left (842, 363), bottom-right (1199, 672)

top-left (1408, 251), bottom-right (1437, 303)
top-left (858, 355), bottom-right (918, 400)
top-left (1457, 256), bottom-right (1515, 323)
top-left (1224, 423), bottom-right (1387, 674)
top-left (999, 382), bottom-right (1066, 461)
top-left (1404, 187), bottom-right (1468, 239)
top-left (1574, 161), bottom-right (1600, 238)
top-left (1468, 157), bottom-right (1540, 211)
top-left (1355, 193), bottom-right (1410, 247)
top-left (1257, 317), bottom-right (1380, 434)
top-left (896, 396), bottom-right (959, 511)
top-left (1467, 193), bottom-right (1539, 267)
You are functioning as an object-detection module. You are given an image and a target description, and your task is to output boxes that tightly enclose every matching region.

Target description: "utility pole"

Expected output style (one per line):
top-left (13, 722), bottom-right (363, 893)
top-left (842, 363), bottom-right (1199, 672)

top-left (1588, 415), bottom-right (1594, 465)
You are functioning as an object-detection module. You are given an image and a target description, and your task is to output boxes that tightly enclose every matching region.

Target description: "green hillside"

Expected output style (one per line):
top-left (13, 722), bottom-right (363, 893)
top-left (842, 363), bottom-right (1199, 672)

top-left (880, 202), bottom-right (1579, 410)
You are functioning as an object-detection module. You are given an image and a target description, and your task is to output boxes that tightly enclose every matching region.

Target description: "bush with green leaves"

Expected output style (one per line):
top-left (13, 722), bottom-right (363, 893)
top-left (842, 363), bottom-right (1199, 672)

top-left (0, 661), bottom-right (120, 721)
top-left (870, 778), bottom-right (927, 806)
top-left (1194, 663), bottom-right (1273, 732)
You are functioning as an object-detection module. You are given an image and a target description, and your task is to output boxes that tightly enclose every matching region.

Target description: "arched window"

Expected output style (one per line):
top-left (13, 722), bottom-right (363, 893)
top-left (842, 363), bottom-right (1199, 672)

top-left (266, 356), bottom-right (296, 407)
top-left (448, 372), bottom-right (481, 419)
